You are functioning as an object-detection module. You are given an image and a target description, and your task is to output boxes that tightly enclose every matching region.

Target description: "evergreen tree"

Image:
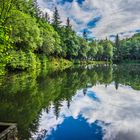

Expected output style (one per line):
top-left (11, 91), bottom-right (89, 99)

top-left (44, 12), bottom-right (50, 23)
top-left (66, 17), bottom-right (71, 28)
top-left (25, 0), bottom-right (42, 18)
top-left (52, 7), bottom-right (62, 31)
top-left (83, 29), bottom-right (88, 41)
top-left (32, 0), bottom-right (42, 18)
top-left (115, 34), bottom-right (120, 48)
top-left (114, 34), bottom-right (121, 61)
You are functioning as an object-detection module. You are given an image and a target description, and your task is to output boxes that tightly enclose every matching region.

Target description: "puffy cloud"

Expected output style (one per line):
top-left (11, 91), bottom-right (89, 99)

top-left (37, 0), bottom-right (140, 38)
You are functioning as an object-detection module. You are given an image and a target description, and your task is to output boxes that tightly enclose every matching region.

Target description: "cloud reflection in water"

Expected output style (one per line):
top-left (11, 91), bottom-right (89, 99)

top-left (33, 84), bottom-right (140, 140)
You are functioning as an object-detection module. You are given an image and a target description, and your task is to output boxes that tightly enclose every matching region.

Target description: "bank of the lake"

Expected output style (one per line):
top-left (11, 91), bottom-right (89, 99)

top-left (0, 52), bottom-right (110, 76)
top-left (0, 56), bottom-right (73, 76)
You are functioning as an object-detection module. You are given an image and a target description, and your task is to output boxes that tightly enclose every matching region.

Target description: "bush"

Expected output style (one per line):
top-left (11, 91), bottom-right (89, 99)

top-left (7, 50), bottom-right (41, 71)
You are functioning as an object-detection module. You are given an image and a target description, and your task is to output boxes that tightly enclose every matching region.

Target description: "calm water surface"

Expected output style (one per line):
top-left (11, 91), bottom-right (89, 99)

top-left (0, 64), bottom-right (140, 140)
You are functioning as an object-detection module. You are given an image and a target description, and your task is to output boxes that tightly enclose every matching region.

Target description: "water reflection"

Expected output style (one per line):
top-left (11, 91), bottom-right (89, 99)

top-left (34, 84), bottom-right (140, 140)
top-left (0, 64), bottom-right (140, 140)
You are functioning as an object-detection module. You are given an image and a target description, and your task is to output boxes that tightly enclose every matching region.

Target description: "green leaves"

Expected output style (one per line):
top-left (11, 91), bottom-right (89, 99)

top-left (114, 33), bottom-right (140, 61)
top-left (0, 0), bottom-right (139, 73)
top-left (52, 7), bottom-right (62, 31)
top-left (38, 21), bottom-right (61, 56)
top-left (11, 10), bottom-right (42, 51)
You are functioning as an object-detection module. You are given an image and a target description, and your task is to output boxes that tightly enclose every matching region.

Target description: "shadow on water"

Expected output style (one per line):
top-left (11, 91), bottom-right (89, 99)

top-left (0, 64), bottom-right (140, 139)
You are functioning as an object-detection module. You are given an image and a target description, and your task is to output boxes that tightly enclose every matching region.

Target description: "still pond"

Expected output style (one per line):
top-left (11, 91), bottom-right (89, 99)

top-left (0, 64), bottom-right (140, 140)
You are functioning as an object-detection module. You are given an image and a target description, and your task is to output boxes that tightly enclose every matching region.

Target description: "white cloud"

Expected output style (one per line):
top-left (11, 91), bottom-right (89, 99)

top-left (37, 0), bottom-right (140, 38)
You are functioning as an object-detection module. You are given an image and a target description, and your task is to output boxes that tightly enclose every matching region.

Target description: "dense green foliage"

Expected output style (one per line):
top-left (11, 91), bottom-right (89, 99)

top-left (114, 34), bottom-right (140, 62)
top-left (0, 0), bottom-right (140, 75)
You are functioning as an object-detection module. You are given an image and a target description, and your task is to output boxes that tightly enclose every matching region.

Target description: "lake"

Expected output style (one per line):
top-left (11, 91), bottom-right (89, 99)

top-left (0, 64), bottom-right (140, 140)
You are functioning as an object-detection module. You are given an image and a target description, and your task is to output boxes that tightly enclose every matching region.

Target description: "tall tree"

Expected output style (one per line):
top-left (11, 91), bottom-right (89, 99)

top-left (114, 34), bottom-right (121, 61)
top-left (66, 17), bottom-right (71, 28)
top-left (44, 12), bottom-right (50, 23)
top-left (52, 7), bottom-right (62, 31)
top-left (83, 29), bottom-right (88, 41)
top-left (32, 0), bottom-right (41, 18)
top-left (115, 34), bottom-right (120, 48)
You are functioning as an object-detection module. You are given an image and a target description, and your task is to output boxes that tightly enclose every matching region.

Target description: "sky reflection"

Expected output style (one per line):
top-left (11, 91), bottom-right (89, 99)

top-left (33, 84), bottom-right (140, 140)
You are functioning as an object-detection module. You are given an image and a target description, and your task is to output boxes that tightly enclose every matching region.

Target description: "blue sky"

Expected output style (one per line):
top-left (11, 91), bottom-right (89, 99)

top-left (38, 0), bottom-right (140, 39)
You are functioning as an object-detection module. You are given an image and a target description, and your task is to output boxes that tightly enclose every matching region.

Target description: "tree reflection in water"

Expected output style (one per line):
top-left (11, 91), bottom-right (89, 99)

top-left (0, 64), bottom-right (140, 139)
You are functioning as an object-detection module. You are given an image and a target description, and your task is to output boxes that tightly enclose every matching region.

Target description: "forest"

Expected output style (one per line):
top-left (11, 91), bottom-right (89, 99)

top-left (0, 0), bottom-right (140, 74)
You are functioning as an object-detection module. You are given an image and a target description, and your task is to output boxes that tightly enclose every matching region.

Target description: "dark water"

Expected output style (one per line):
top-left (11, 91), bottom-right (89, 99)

top-left (0, 64), bottom-right (140, 140)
